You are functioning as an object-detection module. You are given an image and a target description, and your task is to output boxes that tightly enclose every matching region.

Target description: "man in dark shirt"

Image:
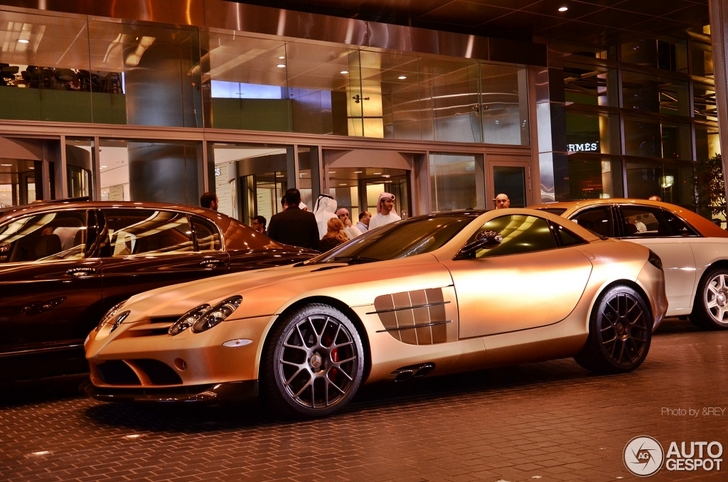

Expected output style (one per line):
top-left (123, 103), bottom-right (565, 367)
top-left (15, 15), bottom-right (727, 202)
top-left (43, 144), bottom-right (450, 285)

top-left (267, 188), bottom-right (320, 251)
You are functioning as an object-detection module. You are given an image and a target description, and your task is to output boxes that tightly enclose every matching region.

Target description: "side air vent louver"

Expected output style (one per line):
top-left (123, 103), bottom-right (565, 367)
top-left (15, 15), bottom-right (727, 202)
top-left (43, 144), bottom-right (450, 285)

top-left (372, 288), bottom-right (453, 345)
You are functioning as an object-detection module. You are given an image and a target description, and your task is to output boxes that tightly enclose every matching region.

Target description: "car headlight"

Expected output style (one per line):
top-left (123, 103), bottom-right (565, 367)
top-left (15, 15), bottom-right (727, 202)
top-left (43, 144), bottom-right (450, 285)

top-left (96, 301), bottom-right (127, 332)
top-left (168, 296), bottom-right (243, 335)
top-left (168, 304), bottom-right (210, 336)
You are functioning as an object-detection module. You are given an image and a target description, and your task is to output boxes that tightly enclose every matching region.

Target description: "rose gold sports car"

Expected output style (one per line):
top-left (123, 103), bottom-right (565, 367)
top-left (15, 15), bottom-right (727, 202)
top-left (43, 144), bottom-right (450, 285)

top-left (84, 209), bottom-right (667, 418)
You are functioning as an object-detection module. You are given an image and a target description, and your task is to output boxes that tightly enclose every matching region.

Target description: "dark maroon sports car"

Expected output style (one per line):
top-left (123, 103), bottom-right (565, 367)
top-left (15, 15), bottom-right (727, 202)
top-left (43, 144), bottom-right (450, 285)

top-left (0, 199), bottom-right (316, 383)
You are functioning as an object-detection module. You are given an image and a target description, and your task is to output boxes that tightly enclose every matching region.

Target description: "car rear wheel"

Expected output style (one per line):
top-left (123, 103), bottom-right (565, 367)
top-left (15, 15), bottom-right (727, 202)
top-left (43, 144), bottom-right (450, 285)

top-left (574, 285), bottom-right (652, 373)
top-left (261, 303), bottom-right (365, 418)
top-left (690, 268), bottom-right (728, 330)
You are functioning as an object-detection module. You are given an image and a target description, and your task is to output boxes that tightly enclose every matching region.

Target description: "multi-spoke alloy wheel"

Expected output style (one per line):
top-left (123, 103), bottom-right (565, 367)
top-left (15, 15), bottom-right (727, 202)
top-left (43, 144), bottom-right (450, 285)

top-left (262, 303), bottom-right (364, 418)
top-left (575, 285), bottom-right (652, 373)
top-left (691, 268), bottom-right (728, 330)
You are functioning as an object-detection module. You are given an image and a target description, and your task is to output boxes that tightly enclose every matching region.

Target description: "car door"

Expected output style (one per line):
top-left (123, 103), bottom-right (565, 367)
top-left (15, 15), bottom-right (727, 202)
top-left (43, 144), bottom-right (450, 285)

top-left (0, 208), bottom-right (104, 380)
top-left (443, 213), bottom-right (593, 338)
top-left (617, 205), bottom-right (697, 313)
top-left (97, 208), bottom-right (231, 314)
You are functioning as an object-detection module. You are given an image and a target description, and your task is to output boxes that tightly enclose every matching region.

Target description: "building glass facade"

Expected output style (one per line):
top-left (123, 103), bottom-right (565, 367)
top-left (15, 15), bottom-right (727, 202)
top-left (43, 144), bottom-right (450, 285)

top-left (0, 0), bottom-right (721, 219)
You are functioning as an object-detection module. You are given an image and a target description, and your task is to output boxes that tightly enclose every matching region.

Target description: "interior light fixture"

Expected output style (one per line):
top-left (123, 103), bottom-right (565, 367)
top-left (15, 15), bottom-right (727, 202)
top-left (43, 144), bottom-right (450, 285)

top-left (17, 39), bottom-right (29, 44)
top-left (558, 6), bottom-right (569, 12)
top-left (276, 64), bottom-right (286, 68)
top-left (340, 70), bottom-right (349, 74)
top-left (398, 75), bottom-right (407, 80)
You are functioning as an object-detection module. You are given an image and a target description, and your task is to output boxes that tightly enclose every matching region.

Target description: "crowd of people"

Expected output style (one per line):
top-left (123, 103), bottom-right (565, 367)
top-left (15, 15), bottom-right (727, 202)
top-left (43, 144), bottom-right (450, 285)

top-left (201, 189), bottom-right (518, 253)
top-left (201, 189), bottom-right (400, 253)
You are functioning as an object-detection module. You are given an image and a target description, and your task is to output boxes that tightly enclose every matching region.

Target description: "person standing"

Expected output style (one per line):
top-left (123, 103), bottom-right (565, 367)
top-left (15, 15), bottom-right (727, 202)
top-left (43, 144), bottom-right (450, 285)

top-left (251, 215), bottom-right (267, 235)
top-left (267, 188), bottom-right (320, 250)
top-left (336, 207), bottom-right (362, 239)
top-left (356, 211), bottom-right (371, 233)
top-left (200, 192), bottom-right (218, 211)
top-left (494, 193), bottom-right (510, 209)
top-left (312, 194), bottom-right (338, 239)
top-left (319, 217), bottom-right (349, 252)
top-left (369, 193), bottom-right (401, 230)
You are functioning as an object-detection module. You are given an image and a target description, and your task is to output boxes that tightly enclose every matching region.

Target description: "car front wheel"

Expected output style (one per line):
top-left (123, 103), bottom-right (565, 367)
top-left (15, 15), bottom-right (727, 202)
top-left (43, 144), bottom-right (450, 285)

top-left (261, 303), bottom-right (365, 418)
top-left (691, 267), bottom-right (728, 330)
top-left (574, 285), bottom-right (652, 373)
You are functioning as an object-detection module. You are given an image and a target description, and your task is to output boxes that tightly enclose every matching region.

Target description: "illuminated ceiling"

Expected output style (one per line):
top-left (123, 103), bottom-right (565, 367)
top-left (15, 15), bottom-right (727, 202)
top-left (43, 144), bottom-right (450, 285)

top-left (228, 0), bottom-right (711, 47)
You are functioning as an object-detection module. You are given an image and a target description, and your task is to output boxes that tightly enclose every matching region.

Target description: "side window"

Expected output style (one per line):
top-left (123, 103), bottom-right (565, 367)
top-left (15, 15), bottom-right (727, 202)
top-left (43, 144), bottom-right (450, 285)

top-left (467, 214), bottom-right (557, 258)
top-left (104, 209), bottom-right (193, 257)
top-left (622, 206), bottom-right (697, 237)
top-left (554, 223), bottom-right (587, 247)
top-left (191, 215), bottom-right (221, 251)
top-left (0, 211), bottom-right (86, 263)
top-left (571, 207), bottom-right (613, 237)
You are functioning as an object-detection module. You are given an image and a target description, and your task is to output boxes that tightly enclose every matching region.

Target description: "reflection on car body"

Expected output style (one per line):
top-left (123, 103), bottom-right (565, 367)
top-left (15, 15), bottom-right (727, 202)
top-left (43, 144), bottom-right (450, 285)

top-left (0, 199), bottom-right (317, 383)
top-left (531, 198), bottom-right (728, 330)
top-left (84, 209), bottom-right (667, 418)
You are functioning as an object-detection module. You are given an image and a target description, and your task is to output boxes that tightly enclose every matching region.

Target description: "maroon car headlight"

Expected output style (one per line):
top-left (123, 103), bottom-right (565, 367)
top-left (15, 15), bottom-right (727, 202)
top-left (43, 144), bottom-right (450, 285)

top-left (96, 301), bottom-right (127, 332)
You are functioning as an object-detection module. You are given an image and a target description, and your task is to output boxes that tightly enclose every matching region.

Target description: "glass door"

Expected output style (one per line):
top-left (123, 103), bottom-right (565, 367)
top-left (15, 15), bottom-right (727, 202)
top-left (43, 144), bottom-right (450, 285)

top-left (487, 157), bottom-right (530, 208)
top-left (0, 137), bottom-right (60, 206)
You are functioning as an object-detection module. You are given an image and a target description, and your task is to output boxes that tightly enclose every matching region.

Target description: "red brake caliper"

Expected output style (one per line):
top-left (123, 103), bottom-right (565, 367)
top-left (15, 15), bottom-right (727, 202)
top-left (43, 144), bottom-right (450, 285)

top-left (325, 332), bottom-right (339, 380)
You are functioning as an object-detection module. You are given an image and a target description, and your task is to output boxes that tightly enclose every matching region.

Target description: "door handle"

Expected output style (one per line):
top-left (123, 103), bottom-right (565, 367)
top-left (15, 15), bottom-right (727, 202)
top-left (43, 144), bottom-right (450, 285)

top-left (66, 267), bottom-right (97, 277)
top-left (200, 259), bottom-right (224, 269)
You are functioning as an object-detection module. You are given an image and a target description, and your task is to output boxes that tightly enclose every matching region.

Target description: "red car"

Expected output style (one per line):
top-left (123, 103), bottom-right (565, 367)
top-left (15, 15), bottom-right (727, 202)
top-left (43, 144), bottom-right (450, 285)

top-left (0, 199), bottom-right (316, 383)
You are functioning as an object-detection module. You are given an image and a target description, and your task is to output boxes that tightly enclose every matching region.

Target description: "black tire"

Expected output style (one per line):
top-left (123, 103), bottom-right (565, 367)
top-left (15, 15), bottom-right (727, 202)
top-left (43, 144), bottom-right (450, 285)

top-left (690, 268), bottom-right (728, 330)
top-left (574, 285), bottom-right (652, 374)
top-left (261, 303), bottom-right (365, 418)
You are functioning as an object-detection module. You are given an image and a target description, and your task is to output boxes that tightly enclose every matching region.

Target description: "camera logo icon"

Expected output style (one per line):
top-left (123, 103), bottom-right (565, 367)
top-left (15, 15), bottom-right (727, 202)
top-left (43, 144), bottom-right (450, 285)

top-left (624, 436), bottom-right (664, 477)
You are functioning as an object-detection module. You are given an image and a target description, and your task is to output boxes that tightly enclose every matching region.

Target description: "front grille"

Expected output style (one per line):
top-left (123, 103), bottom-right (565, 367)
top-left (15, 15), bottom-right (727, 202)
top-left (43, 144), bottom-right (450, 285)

top-left (134, 359), bottom-right (183, 385)
top-left (97, 360), bottom-right (141, 385)
top-left (96, 359), bottom-right (182, 386)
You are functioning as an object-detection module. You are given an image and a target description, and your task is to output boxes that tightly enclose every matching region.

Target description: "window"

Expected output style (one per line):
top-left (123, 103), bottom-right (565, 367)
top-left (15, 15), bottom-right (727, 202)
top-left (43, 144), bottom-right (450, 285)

top-left (563, 64), bottom-right (617, 108)
top-left (191, 215), bottom-right (221, 251)
top-left (104, 210), bottom-right (193, 256)
top-left (567, 157), bottom-right (623, 199)
top-left (0, 211), bottom-right (86, 262)
top-left (571, 207), bottom-right (614, 237)
top-left (566, 112), bottom-right (619, 155)
top-left (554, 224), bottom-right (586, 247)
top-left (429, 153), bottom-right (484, 211)
top-left (624, 160), bottom-right (693, 206)
top-left (621, 206), bottom-right (698, 237)
top-left (468, 215), bottom-right (558, 258)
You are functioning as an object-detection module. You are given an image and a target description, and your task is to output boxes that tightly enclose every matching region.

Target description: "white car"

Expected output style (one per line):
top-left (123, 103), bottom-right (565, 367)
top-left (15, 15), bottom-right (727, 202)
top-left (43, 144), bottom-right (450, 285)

top-left (532, 198), bottom-right (728, 329)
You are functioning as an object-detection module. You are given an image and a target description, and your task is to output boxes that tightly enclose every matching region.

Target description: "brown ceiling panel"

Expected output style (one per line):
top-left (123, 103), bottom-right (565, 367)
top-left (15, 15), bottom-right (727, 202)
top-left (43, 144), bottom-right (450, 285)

top-left (419, 1), bottom-right (513, 27)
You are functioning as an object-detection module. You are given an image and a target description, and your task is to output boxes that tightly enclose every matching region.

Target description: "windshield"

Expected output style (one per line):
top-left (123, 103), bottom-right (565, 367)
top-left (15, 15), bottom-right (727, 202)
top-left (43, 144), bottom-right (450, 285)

top-left (313, 212), bottom-right (480, 265)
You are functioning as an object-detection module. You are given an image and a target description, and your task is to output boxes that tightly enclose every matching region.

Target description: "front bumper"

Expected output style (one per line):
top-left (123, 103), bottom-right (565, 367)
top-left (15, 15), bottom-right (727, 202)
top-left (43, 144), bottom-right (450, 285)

top-left (81, 379), bottom-right (259, 403)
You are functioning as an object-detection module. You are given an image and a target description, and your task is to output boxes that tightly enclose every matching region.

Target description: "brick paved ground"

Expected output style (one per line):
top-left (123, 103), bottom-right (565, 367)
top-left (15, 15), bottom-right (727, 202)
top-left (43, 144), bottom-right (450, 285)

top-left (1, 318), bottom-right (727, 482)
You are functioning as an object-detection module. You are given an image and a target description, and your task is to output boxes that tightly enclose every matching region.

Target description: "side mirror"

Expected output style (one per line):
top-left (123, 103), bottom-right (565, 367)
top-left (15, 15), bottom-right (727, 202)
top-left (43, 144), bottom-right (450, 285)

top-left (454, 230), bottom-right (503, 260)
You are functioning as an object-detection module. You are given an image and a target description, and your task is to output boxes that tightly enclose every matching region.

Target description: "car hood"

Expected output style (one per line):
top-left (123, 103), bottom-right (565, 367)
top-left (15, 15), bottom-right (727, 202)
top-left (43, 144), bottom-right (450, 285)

top-left (119, 254), bottom-right (450, 320)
